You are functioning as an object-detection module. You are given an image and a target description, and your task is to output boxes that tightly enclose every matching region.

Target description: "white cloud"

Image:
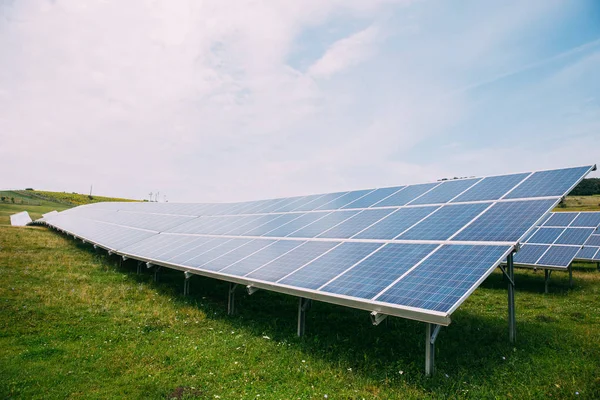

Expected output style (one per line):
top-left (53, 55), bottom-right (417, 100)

top-left (308, 25), bottom-right (380, 78)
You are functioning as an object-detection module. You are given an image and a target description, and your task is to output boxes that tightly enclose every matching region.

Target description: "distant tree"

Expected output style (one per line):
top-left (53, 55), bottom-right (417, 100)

top-left (11, 197), bottom-right (15, 203)
top-left (25, 188), bottom-right (34, 191)
top-left (570, 178), bottom-right (600, 196)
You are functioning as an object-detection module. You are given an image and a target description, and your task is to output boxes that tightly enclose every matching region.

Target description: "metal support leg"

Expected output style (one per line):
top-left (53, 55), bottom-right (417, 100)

top-left (184, 271), bottom-right (192, 296)
top-left (154, 266), bottom-right (161, 283)
top-left (137, 261), bottom-right (143, 275)
top-left (228, 283), bottom-right (238, 315)
top-left (507, 253), bottom-right (516, 344)
top-left (425, 323), bottom-right (441, 377)
top-left (568, 265), bottom-right (573, 288)
top-left (544, 269), bottom-right (551, 294)
top-left (297, 298), bottom-right (312, 337)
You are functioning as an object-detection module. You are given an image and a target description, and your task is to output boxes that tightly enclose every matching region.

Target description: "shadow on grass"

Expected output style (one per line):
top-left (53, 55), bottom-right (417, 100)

top-left (63, 240), bottom-right (590, 389)
top-left (479, 267), bottom-right (597, 295)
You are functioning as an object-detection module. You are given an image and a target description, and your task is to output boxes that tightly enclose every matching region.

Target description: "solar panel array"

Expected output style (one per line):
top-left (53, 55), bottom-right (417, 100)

top-left (512, 211), bottom-right (600, 269)
top-left (40, 165), bottom-right (594, 325)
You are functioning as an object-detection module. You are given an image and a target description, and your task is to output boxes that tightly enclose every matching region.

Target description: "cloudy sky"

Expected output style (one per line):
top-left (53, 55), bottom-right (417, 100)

top-left (1, 0), bottom-right (599, 202)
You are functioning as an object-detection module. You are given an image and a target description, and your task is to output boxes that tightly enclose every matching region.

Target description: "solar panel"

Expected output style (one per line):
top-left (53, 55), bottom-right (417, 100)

top-left (39, 164), bottom-right (594, 327)
top-left (10, 211), bottom-right (32, 226)
top-left (510, 211), bottom-right (600, 269)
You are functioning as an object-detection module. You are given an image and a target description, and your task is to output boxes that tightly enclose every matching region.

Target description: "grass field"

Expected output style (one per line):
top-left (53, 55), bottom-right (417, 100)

top-left (1, 197), bottom-right (600, 398)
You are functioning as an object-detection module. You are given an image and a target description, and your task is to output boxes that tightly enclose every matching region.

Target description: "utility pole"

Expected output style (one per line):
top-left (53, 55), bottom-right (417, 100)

top-left (89, 185), bottom-right (93, 196)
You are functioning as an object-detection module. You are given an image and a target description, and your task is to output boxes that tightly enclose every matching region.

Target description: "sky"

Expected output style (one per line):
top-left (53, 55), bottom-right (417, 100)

top-left (1, 0), bottom-right (599, 202)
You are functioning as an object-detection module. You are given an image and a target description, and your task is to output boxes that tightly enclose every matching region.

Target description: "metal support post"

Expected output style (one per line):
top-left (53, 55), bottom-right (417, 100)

top-left (425, 323), bottom-right (441, 376)
top-left (507, 253), bottom-right (516, 343)
top-left (183, 271), bottom-right (192, 296)
top-left (137, 261), bottom-right (143, 275)
top-left (297, 298), bottom-right (312, 337)
top-left (568, 265), bottom-right (573, 288)
top-left (228, 283), bottom-right (238, 315)
top-left (597, 262), bottom-right (600, 272)
top-left (544, 269), bottom-right (551, 294)
top-left (154, 266), bottom-right (161, 283)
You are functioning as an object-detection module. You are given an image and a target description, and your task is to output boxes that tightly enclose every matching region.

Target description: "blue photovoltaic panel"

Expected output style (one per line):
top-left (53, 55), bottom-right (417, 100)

top-left (186, 238), bottom-right (251, 267)
top-left (125, 234), bottom-right (199, 260)
top-left (354, 206), bottom-right (439, 240)
top-left (451, 173), bottom-right (530, 202)
top-left (321, 243), bottom-right (438, 299)
top-left (272, 195), bottom-right (321, 213)
top-left (318, 209), bottom-right (395, 239)
top-left (262, 212), bottom-right (330, 237)
top-left (292, 192), bottom-right (348, 211)
top-left (376, 245), bottom-right (511, 312)
top-left (199, 239), bottom-right (276, 271)
top-left (316, 189), bottom-right (374, 210)
top-left (409, 178), bottom-right (481, 205)
top-left (452, 199), bottom-right (557, 242)
top-left (504, 166), bottom-right (591, 199)
top-left (537, 246), bottom-right (580, 267)
top-left (575, 246), bottom-right (599, 260)
top-left (279, 242), bottom-right (383, 290)
top-left (224, 215), bottom-right (276, 235)
top-left (542, 212), bottom-right (578, 227)
top-left (247, 241), bottom-right (339, 282)
top-left (220, 240), bottom-right (305, 276)
top-left (513, 244), bottom-right (549, 264)
top-left (571, 213), bottom-right (600, 228)
top-left (242, 213), bottom-right (305, 236)
top-left (259, 196), bottom-right (304, 214)
top-left (584, 235), bottom-right (600, 246)
top-left (154, 236), bottom-right (214, 261)
top-left (526, 227), bottom-right (565, 244)
top-left (342, 186), bottom-right (404, 209)
top-left (286, 210), bottom-right (360, 238)
top-left (397, 203), bottom-right (490, 240)
top-left (168, 237), bottom-right (228, 265)
top-left (373, 183), bottom-right (439, 207)
top-left (554, 228), bottom-right (594, 245)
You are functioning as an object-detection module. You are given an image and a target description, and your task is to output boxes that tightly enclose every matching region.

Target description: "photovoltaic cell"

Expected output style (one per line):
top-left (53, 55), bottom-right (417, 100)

top-left (242, 213), bottom-right (305, 236)
top-left (504, 166), bottom-right (591, 199)
top-left (342, 186), bottom-right (404, 209)
top-left (220, 240), bottom-right (305, 276)
top-left (373, 183), bottom-right (439, 207)
top-left (397, 203), bottom-right (490, 240)
top-left (292, 192), bottom-right (348, 211)
top-left (571, 213), bottom-right (600, 228)
top-left (554, 228), bottom-right (594, 245)
top-left (584, 235), bottom-right (600, 247)
top-left (247, 241), bottom-right (339, 282)
top-left (451, 173), bottom-right (529, 202)
top-left (199, 239), bottom-right (276, 271)
top-left (452, 199), bottom-right (557, 242)
top-left (318, 209), bottom-right (395, 239)
top-left (321, 243), bottom-right (438, 299)
top-left (354, 206), bottom-right (439, 240)
top-left (376, 245), bottom-right (511, 312)
top-left (287, 210), bottom-right (360, 238)
top-left (279, 242), bottom-right (383, 290)
top-left (542, 212), bottom-right (578, 227)
top-left (513, 244), bottom-right (549, 264)
top-left (526, 227), bottom-right (565, 244)
top-left (316, 189), bottom-right (374, 210)
top-left (262, 212), bottom-right (331, 237)
top-left (537, 246), bottom-right (580, 268)
top-left (273, 194), bottom-right (324, 212)
top-left (409, 178), bottom-right (480, 205)
top-left (168, 237), bottom-right (227, 265)
top-left (186, 238), bottom-right (251, 267)
top-left (575, 246), bottom-right (599, 260)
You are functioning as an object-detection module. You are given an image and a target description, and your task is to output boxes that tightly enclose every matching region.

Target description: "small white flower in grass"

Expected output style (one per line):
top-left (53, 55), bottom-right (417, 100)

top-left (576, 392), bottom-right (579, 395)
top-left (262, 336), bottom-right (270, 340)
top-left (502, 356), bottom-right (506, 360)
top-left (324, 395), bottom-right (328, 399)
top-left (445, 374), bottom-right (449, 378)
top-left (399, 370), bottom-right (404, 375)
top-left (347, 368), bottom-right (352, 371)
top-left (234, 361), bottom-right (238, 364)
top-left (302, 360), bottom-right (306, 363)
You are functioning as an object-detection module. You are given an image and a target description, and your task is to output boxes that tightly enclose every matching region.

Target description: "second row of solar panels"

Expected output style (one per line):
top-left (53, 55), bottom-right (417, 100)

top-left (58, 166), bottom-right (591, 217)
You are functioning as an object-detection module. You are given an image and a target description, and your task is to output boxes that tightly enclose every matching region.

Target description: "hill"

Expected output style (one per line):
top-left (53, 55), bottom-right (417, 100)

top-left (0, 190), bottom-right (138, 225)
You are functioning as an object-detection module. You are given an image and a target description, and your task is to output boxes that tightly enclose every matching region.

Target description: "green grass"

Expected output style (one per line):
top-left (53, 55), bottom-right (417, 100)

top-left (16, 190), bottom-right (139, 206)
top-left (1, 196), bottom-right (600, 398)
top-left (556, 195), bottom-right (600, 211)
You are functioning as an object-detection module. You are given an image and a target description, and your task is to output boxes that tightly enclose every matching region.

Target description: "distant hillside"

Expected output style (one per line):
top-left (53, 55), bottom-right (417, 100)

top-left (12, 190), bottom-right (139, 206)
